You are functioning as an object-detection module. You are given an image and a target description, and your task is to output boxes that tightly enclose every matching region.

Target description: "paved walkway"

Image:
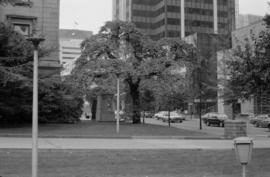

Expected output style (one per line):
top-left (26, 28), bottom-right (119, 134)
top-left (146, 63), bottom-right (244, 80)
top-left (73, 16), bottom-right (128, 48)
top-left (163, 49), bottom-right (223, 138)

top-left (1, 137), bottom-right (270, 150)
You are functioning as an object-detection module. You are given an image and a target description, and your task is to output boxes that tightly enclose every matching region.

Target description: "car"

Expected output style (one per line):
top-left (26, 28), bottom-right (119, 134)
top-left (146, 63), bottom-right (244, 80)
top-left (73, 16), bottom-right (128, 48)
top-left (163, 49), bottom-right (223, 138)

top-left (253, 114), bottom-right (270, 127)
top-left (202, 112), bottom-right (217, 123)
top-left (249, 114), bottom-right (263, 125)
top-left (258, 118), bottom-right (270, 128)
top-left (202, 112), bottom-right (228, 127)
top-left (141, 111), bottom-right (154, 118)
top-left (154, 111), bottom-right (167, 120)
top-left (239, 113), bottom-right (255, 119)
top-left (161, 111), bottom-right (184, 123)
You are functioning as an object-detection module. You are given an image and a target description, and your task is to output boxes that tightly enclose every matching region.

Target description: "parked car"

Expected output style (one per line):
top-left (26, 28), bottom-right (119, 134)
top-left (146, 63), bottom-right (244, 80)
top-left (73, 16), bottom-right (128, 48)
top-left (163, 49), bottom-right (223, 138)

top-left (161, 111), bottom-right (184, 123)
top-left (249, 114), bottom-right (262, 125)
top-left (202, 112), bottom-right (228, 127)
top-left (141, 111), bottom-right (154, 118)
top-left (154, 111), bottom-right (167, 120)
top-left (239, 113), bottom-right (255, 119)
top-left (258, 118), bottom-right (270, 128)
top-left (253, 114), bottom-right (270, 127)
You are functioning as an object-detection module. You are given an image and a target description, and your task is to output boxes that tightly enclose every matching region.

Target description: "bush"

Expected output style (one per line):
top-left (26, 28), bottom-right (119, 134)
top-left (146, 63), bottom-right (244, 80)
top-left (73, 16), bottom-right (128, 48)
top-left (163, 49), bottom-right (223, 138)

top-left (39, 77), bottom-right (84, 124)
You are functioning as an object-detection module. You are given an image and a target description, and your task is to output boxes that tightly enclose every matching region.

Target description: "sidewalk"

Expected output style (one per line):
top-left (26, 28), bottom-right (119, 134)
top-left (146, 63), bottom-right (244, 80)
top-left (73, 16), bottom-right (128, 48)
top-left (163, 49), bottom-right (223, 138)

top-left (1, 137), bottom-right (270, 150)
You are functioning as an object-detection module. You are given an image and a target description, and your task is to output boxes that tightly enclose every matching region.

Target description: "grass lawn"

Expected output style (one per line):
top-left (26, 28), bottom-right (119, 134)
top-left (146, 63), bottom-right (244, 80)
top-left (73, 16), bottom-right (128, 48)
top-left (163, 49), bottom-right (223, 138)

top-left (1, 149), bottom-right (270, 177)
top-left (0, 121), bottom-right (208, 137)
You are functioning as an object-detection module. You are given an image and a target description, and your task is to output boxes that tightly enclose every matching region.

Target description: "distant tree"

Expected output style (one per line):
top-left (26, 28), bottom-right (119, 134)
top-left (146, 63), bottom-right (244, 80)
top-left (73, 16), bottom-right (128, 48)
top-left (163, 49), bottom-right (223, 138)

top-left (72, 21), bottom-right (197, 124)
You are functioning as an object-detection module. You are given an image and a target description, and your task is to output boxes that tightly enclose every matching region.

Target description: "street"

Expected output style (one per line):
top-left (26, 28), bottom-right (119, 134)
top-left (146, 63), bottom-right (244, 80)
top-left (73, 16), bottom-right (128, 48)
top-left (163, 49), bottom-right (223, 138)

top-left (144, 117), bottom-right (270, 139)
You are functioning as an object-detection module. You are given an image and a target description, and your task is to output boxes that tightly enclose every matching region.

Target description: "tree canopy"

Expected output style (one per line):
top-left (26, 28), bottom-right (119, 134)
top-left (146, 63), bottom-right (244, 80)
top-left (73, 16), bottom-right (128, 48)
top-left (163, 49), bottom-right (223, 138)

top-left (71, 21), bottom-right (198, 123)
top-left (226, 15), bottom-right (270, 101)
top-left (0, 23), bottom-right (83, 124)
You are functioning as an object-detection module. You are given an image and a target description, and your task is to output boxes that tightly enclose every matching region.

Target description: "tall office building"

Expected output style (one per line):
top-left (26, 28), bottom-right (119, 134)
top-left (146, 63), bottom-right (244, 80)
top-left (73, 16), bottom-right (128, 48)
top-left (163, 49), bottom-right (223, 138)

top-left (113, 0), bottom-right (238, 40)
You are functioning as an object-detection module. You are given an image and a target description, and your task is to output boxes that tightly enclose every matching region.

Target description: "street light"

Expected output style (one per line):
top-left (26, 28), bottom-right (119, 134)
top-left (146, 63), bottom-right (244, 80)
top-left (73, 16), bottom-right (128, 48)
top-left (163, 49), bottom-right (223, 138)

top-left (234, 137), bottom-right (253, 177)
top-left (116, 73), bottom-right (120, 133)
top-left (27, 36), bottom-right (45, 177)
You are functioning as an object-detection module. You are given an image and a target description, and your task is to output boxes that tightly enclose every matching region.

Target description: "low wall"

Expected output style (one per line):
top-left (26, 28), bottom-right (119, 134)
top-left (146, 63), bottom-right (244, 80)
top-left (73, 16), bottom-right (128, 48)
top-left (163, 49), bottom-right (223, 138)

top-left (224, 120), bottom-right (247, 139)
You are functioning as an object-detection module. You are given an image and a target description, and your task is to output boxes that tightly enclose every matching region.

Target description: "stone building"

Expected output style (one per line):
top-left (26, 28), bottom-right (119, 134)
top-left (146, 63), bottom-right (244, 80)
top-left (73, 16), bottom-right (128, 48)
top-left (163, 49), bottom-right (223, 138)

top-left (0, 0), bottom-right (61, 76)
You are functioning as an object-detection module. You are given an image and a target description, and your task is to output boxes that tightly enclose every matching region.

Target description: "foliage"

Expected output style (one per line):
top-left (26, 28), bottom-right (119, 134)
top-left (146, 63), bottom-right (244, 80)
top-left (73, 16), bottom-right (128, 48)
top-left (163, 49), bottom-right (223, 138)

top-left (72, 21), bottom-right (197, 123)
top-left (0, 23), bottom-right (83, 125)
top-left (39, 77), bottom-right (84, 123)
top-left (226, 16), bottom-right (270, 100)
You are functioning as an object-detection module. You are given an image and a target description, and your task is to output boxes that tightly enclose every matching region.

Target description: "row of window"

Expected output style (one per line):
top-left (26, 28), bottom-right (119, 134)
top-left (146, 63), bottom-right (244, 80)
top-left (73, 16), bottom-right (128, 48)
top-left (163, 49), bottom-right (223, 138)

top-left (133, 0), bottom-right (163, 6)
top-left (188, 0), bottom-right (228, 6)
top-left (134, 18), bottom-right (228, 30)
top-left (133, 7), bottom-right (228, 18)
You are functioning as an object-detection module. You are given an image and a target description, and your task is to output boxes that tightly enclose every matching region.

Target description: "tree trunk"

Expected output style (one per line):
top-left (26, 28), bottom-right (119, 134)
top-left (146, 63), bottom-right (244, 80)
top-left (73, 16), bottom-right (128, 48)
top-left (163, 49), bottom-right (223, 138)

top-left (128, 79), bottom-right (141, 124)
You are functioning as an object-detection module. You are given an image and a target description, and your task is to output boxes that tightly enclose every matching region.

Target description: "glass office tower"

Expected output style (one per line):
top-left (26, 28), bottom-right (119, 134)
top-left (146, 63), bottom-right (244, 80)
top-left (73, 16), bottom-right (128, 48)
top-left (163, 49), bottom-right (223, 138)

top-left (113, 0), bottom-right (237, 40)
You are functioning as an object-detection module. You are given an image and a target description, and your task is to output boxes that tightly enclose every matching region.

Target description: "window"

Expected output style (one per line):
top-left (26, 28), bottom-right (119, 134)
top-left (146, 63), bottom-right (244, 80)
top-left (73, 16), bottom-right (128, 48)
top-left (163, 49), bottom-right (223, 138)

top-left (6, 15), bottom-right (37, 37)
top-left (13, 0), bottom-right (33, 7)
top-left (13, 23), bottom-right (31, 36)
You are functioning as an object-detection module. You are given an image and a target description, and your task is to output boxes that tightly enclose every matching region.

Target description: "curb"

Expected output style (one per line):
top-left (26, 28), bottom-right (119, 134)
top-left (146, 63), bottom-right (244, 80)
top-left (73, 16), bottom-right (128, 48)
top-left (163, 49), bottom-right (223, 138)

top-left (1, 134), bottom-right (268, 140)
top-left (0, 134), bottom-right (229, 140)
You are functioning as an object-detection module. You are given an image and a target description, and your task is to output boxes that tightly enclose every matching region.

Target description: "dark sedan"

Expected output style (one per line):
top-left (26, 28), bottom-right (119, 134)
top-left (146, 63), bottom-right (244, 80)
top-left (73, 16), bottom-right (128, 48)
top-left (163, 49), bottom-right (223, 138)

top-left (202, 112), bottom-right (228, 127)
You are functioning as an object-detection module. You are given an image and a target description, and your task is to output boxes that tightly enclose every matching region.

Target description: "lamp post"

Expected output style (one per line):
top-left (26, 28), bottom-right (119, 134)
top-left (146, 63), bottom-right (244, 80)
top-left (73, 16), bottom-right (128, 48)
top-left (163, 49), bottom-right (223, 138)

top-left (27, 36), bottom-right (44, 177)
top-left (234, 137), bottom-right (253, 177)
top-left (116, 73), bottom-right (120, 133)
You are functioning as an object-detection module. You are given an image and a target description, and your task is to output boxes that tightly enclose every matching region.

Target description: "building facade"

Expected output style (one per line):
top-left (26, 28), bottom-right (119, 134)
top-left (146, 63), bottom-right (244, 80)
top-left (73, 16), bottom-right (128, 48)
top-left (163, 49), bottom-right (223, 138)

top-left (0, 0), bottom-right (61, 76)
top-left (236, 14), bottom-right (263, 29)
top-left (59, 29), bottom-right (92, 76)
top-left (113, 0), bottom-right (238, 40)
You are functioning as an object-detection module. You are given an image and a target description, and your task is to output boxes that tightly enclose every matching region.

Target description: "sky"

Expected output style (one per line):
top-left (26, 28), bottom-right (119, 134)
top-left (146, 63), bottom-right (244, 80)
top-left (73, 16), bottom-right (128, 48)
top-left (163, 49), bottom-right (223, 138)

top-left (60, 0), bottom-right (270, 34)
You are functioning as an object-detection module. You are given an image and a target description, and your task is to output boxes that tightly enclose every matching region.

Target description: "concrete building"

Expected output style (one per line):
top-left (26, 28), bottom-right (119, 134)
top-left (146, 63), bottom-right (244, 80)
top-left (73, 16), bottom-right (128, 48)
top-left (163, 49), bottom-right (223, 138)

top-left (0, 0), bottom-right (61, 76)
top-left (217, 20), bottom-right (268, 116)
top-left (113, 0), bottom-right (238, 40)
top-left (237, 14), bottom-right (263, 29)
top-left (59, 29), bottom-right (92, 76)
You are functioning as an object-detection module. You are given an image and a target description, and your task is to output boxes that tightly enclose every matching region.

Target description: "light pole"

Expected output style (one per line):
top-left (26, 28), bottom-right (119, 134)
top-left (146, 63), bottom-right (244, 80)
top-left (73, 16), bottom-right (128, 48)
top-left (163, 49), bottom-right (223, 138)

top-left (27, 36), bottom-right (44, 177)
top-left (234, 137), bottom-right (253, 177)
top-left (116, 73), bottom-right (120, 133)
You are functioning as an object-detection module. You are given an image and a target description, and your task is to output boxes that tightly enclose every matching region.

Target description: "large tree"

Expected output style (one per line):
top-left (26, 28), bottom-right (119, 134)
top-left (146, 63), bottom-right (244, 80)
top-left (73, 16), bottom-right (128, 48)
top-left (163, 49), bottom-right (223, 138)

top-left (226, 16), bottom-right (270, 101)
top-left (72, 21), bottom-right (197, 124)
top-left (0, 23), bottom-right (83, 124)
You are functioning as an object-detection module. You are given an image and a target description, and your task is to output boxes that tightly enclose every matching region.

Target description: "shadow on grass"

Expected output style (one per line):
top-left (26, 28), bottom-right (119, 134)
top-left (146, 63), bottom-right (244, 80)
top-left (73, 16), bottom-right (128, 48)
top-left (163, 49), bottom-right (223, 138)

top-left (0, 120), bottom-right (209, 137)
